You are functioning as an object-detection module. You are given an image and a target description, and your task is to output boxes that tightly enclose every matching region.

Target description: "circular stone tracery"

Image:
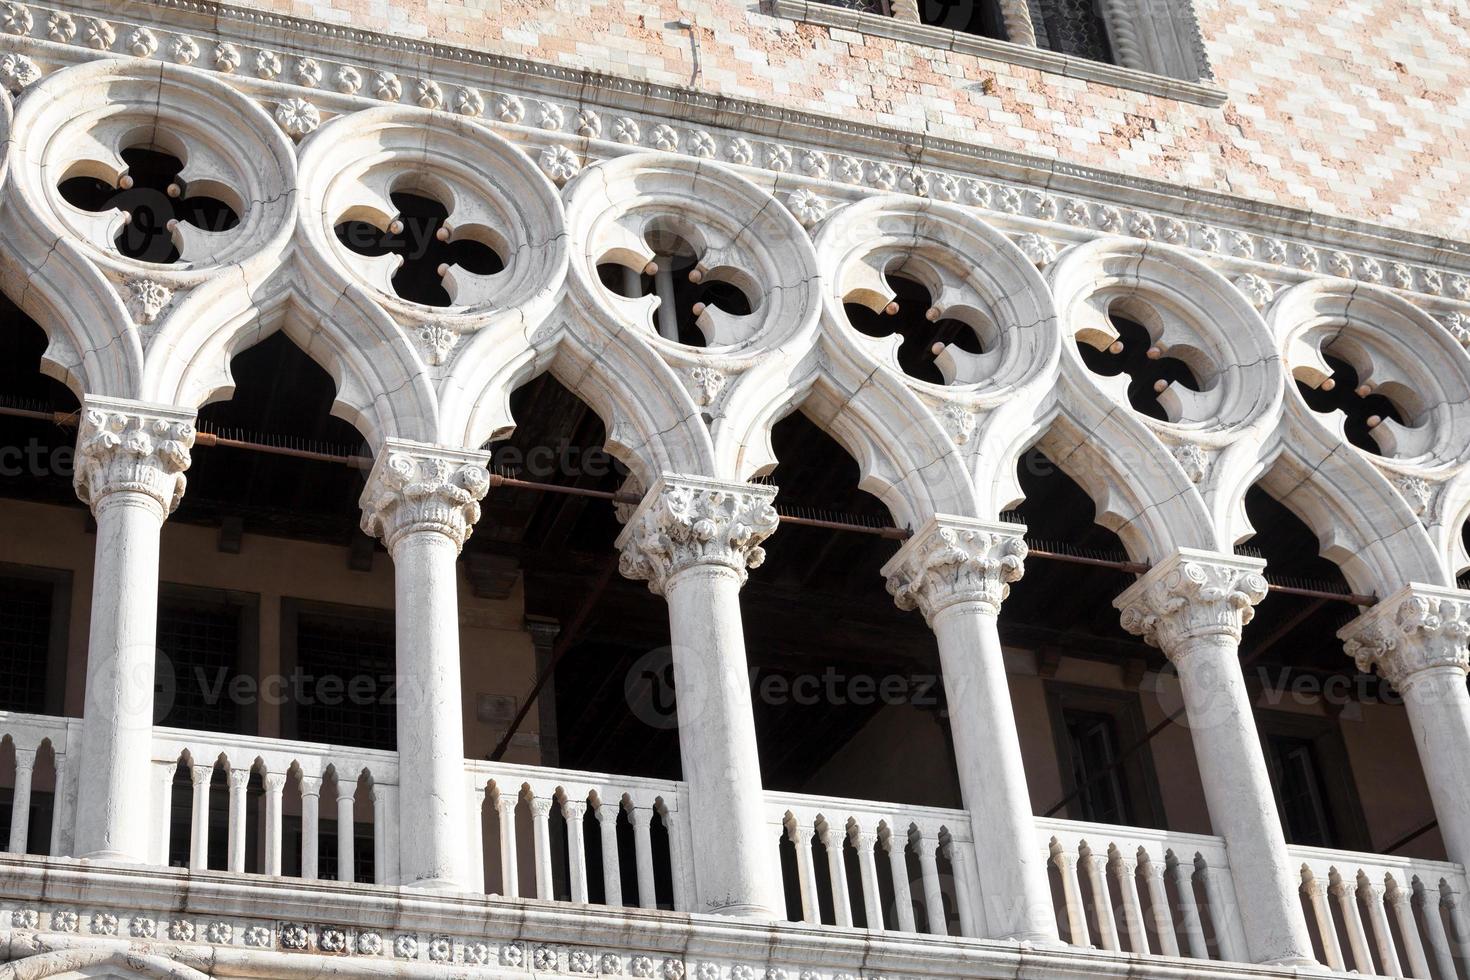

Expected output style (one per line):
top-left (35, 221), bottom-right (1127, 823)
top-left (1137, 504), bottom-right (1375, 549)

top-left (298, 106), bottom-right (566, 325)
top-left (9, 58), bottom-right (295, 277)
top-left (564, 153), bottom-right (819, 356)
top-left (816, 196), bottom-right (1058, 396)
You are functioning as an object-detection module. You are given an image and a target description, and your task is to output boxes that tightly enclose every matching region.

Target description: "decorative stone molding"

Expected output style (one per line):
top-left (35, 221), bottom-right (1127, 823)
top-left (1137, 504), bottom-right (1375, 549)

top-left (1114, 549), bottom-right (1268, 651)
top-left (881, 517), bottom-right (1028, 623)
top-left (359, 439), bottom-right (492, 552)
top-left (615, 476), bottom-right (779, 595)
top-left (72, 396), bottom-right (196, 517)
top-left (1338, 584), bottom-right (1470, 688)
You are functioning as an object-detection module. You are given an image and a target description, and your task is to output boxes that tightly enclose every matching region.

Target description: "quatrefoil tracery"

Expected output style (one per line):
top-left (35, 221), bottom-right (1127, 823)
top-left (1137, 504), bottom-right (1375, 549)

top-left (59, 145), bottom-right (240, 265)
top-left (843, 271), bottom-right (987, 387)
top-left (1075, 309), bottom-right (1202, 423)
top-left (334, 190), bottom-right (505, 308)
top-left (1292, 344), bottom-right (1418, 458)
top-left (593, 216), bottom-right (759, 348)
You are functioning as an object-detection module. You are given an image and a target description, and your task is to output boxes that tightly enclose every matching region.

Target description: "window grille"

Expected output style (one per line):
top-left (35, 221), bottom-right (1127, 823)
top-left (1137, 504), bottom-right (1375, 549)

top-left (0, 575), bottom-right (52, 713)
top-left (293, 608), bottom-right (396, 751)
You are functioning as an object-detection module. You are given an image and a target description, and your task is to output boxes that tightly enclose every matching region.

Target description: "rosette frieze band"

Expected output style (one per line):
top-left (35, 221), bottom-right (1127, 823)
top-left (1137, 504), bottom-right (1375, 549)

top-left (881, 517), bottom-right (1028, 623)
top-left (359, 439), bottom-right (492, 552)
top-left (1338, 585), bottom-right (1470, 688)
top-left (615, 476), bottom-right (780, 596)
top-left (72, 396), bottom-right (196, 518)
top-left (1114, 549), bottom-right (1269, 653)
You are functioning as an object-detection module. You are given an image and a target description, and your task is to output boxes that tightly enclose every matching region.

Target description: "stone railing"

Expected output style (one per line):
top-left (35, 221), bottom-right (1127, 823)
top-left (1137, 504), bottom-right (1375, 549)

top-left (464, 759), bottom-right (688, 910)
top-left (766, 790), bottom-right (980, 936)
top-left (1037, 815), bottom-right (1245, 962)
top-left (150, 726), bottom-right (400, 882)
top-left (0, 711), bottom-right (77, 858)
top-left (1290, 842), bottom-right (1468, 979)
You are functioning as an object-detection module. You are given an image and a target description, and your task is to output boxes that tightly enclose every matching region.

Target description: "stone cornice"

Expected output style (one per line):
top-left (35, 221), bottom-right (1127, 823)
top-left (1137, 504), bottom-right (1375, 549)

top-left (72, 395), bottom-right (195, 518)
top-left (1114, 549), bottom-right (1268, 652)
top-left (6, 0), bottom-right (1470, 312)
top-left (615, 476), bottom-right (779, 596)
top-left (1338, 584), bottom-right (1470, 688)
top-left (881, 516), bottom-right (1028, 623)
top-left (358, 439), bottom-right (491, 553)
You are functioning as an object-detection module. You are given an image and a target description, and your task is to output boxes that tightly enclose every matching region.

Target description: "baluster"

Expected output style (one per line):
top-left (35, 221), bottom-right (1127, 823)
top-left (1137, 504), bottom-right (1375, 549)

top-left (948, 839), bottom-right (979, 938)
top-left (853, 829), bottom-right (884, 930)
top-left (563, 801), bottom-right (589, 903)
top-left (335, 781), bottom-right (356, 882)
top-left (497, 794), bottom-right (520, 898)
top-left (824, 822), bottom-right (853, 927)
top-left (383, 783), bottom-right (400, 885)
top-left (1111, 851), bottom-right (1148, 954)
top-left (631, 800), bottom-right (658, 909)
top-left (372, 785), bottom-right (386, 885)
top-left (531, 797), bottom-right (556, 900)
top-left (1331, 873), bottom-right (1374, 973)
top-left (1358, 877), bottom-right (1402, 978)
top-left (151, 761), bottom-right (175, 866)
top-left (1302, 870), bottom-right (1344, 971)
top-left (596, 799), bottom-right (623, 906)
top-left (1168, 853), bottom-right (1207, 959)
top-left (1141, 851), bottom-right (1179, 956)
top-left (917, 833), bottom-right (948, 937)
top-left (884, 828), bottom-right (916, 933)
top-left (1419, 880), bottom-right (1459, 980)
top-left (49, 757), bottom-right (67, 858)
top-left (1197, 858), bottom-right (1246, 962)
top-left (225, 769), bottom-right (250, 873)
top-left (464, 777), bottom-right (485, 893)
top-left (263, 773), bottom-right (285, 876)
top-left (788, 819), bottom-right (820, 924)
top-left (8, 748), bottom-right (35, 854)
top-left (189, 764), bottom-right (212, 871)
top-left (1081, 842), bottom-right (1120, 951)
top-left (1388, 881), bottom-right (1430, 979)
top-left (1051, 840), bottom-right (1089, 947)
top-left (299, 774), bottom-right (321, 881)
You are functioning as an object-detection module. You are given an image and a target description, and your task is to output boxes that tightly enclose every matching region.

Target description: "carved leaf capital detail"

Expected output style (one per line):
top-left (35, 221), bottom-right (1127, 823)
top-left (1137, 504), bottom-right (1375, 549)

top-left (616, 477), bottom-right (779, 596)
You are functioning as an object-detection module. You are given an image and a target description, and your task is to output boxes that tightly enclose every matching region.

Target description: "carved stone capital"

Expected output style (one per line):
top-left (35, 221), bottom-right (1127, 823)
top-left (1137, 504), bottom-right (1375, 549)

top-left (73, 396), bottom-right (195, 518)
top-left (1338, 584), bottom-right (1470, 688)
top-left (359, 439), bottom-right (491, 553)
top-left (615, 476), bottom-right (779, 596)
top-left (881, 517), bottom-right (1027, 623)
top-left (1114, 549), bottom-right (1268, 652)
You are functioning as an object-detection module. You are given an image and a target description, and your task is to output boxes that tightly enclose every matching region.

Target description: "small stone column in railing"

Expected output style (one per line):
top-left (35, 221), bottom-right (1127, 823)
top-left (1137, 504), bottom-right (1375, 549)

top-left (563, 800), bottom-right (590, 903)
top-left (1303, 871), bottom-right (1345, 970)
top-left (1141, 852), bottom-right (1180, 956)
top-left (336, 782), bottom-right (356, 883)
top-left (631, 800), bottom-right (659, 909)
top-left (1169, 852), bottom-right (1208, 959)
top-left (1116, 549), bottom-right (1316, 965)
top-left (227, 768), bottom-right (250, 873)
top-left (1341, 585), bottom-right (1470, 872)
top-left (189, 764), bottom-right (212, 871)
top-left (360, 440), bottom-right (490, 890)
top-left (71, 397), bottom-right (195, 863)
top-left (617, 476), bottom-right (781, 917)
top-left (1387, 879), bottom-right (1429, 979)
top-left (8, 748), bottom-right (34, 854)
top-left (822, 821), bottom-right (853, 927)
top-left (300, 774), bottom-right (321, 881)
top-left (885, 829), bottom-right (916, 932)
top-left (496, 794), bottom-right (520, 898)
top-left (883, 517), bottom-right (1058, 942)
top-left (854, 830), bottom-right (885, 929)
top-left (595, 798), bottom-right (622, 906)
top-left (531, 798), bottom-right (556, 900)
top-left (916, 832), bottom-right (948, 936)
top-left (263, 773), bottom-right (286, 876)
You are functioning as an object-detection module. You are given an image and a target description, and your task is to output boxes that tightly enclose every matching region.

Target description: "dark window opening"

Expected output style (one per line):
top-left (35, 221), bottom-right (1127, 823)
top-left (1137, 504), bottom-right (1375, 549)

top-left (0, 572), bottom-right (60, 714)
top-left (1066, 709), bottom-right (1130, 825)
top-left (1266, 733), bottom-right (1336, 848)
top-left (335, 190), bottom-right (504, 307)
top-left (918, 0), bottom-right (1007, 40)
top-left (1033, 0), bottom-right (1115, 63)
top-left (284, 602), bottom-right (396, 751)
top-left (1046, 684), bottom-right (1165, 829)
top-left (58, 146), bottom-right (239, 264)
top-left (155, 587), bottom-right (258, 734)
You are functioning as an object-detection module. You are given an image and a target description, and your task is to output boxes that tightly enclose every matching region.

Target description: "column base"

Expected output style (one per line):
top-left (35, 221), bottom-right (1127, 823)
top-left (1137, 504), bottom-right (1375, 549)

top-left (401, 875), bottom-right (468, 892)
top-left (704, 902), bottom-right (780, 920)
top-left (1258, 955), bottom-right (1326, 970)
top-left (77, 849), bottom-right (148, 865)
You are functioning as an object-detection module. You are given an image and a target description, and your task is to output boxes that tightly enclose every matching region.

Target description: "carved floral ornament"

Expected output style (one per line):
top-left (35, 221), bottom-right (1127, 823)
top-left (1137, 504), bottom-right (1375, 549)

top-left (1338, 585), bottom-right (1470, 689)
top-left (616, 476), bottom-right (780, 596)
top-left (72, 397), bottom-right (196, 517)
top-left (1114, 550), bottom-right (1269, 652)
top-left (358, 440), bottom-right (491, 551)
top-left (881, 517), bottom-right (1028, 623)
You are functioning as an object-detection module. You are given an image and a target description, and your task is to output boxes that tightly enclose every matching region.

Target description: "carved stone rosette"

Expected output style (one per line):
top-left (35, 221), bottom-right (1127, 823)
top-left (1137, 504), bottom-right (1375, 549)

top-left (1338, 584), bottom-right (1470, 688)
top-left (615, 476), bottom-right (779, 596)
top-left (1114, 550), bottom-right (1268, 653)
top-left (72, 396), bottom-right (196, 517)
top-left (359, 439), bottom-right (491, 552)
top-left (881, 517), bottom-right (1028, 624)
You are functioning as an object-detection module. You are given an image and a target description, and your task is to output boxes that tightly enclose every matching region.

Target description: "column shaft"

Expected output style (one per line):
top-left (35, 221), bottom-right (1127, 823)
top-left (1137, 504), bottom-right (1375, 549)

top-left (1400, 668), bottom-right (1470, 868)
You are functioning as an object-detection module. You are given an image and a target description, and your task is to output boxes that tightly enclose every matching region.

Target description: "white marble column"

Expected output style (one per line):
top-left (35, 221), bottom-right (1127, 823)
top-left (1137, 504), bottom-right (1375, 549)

top-left (617, 475), bottom-right (781, 918)
top-left (70, 397), bottom-right (195, 863)
top-left (1341, 585), bottom-right (1470, 870)
top-left (882, 517), bottom-right (1058, 943)
top-left (1115, 549), bottom-right (1315, 966)
top-left (360, 439), bottom-right (490, 890)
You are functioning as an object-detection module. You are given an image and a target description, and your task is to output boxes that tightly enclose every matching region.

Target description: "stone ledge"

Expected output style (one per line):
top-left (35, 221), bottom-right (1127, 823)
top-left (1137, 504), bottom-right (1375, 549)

top-left (769, 0), bottom-right (1229, 107)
